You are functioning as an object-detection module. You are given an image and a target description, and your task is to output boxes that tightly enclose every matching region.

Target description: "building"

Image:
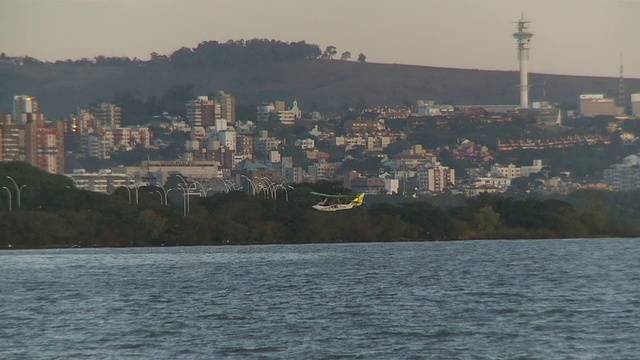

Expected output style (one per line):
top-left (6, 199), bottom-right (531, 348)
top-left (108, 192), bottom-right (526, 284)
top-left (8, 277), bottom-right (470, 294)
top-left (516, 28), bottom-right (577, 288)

top-left (632, 94), bottom-right (640, 118)
top-left (579, 94), bottom-right (619, 117)
top-left (66, 169), bottom-right (130, 193)
top-left (308, 161), bottom-right (339, 182)
top-left (0, 115), bottom-right (65, 174)
top-left (186, 96), bottom-right (217, 127)
top-left (417, 164), bottom-right (455, 193)
top-left (295, 138), bottom-right (315, 150)
top-left (256, 103), bottom-right (276, 122)
top-left (142, 160), bottom-right (221, 183)
top-left (91, 103), bottom-right (121, 129)
top-left (521, 159), bottom-right (544, 177)
top-left (28, 119), bottom-right (65, 174)
top-left (345, 172), bottom-right (386, 194)
top-left (490, 163), bottom-right (521, 179)
top-left (236, 134), bottom-right (253, 160)
top-left (214, 91), bottom-right (236, 124)
top-left (13, 95), bottom-right (39, 124)
top-left (604, 154), bottom-right (640, 191)
top-left (416, 100), bottom-right (455, 116)
top-left (218, 129), bottom-right (237, 151)
top-left (253, 131), bottom-right (281, 158)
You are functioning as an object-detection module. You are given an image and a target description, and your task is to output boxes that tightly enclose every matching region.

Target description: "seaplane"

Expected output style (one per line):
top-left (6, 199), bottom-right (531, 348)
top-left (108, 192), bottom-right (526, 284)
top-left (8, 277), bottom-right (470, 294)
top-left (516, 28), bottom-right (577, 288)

top-left (311, 192), bottom-right (365, 212)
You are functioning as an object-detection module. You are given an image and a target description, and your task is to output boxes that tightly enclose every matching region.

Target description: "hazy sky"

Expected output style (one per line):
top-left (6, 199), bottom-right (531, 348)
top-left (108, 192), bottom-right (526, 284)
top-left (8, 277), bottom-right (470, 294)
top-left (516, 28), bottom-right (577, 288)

top-left (2, 0), bottom-right (639, 78)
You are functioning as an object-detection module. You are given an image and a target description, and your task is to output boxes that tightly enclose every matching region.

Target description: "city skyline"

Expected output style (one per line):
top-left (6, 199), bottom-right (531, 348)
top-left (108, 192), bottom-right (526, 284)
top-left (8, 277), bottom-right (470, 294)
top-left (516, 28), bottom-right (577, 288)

top-left (1, 0), bottom-right (639, 78)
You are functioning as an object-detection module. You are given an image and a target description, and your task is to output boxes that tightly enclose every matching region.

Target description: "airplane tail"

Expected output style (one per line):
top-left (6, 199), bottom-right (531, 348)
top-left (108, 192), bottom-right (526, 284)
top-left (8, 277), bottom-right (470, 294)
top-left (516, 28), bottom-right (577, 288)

top-left (349, 193), bottom-right (365, 207)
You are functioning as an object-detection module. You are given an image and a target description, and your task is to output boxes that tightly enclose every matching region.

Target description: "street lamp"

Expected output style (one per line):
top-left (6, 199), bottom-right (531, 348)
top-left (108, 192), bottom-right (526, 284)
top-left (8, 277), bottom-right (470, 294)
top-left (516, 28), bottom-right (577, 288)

top-left (1, 186), bottom-right (12, 211)
top-left (176, 174), bottom-right (191, 216)
top-left (277, 183), bottom-right (293, 202)
top-left (65, 175), bottom-right (80, 189)
top-left (205, 188), bottom-right (217, 197)
top-left (192, 180), bottom-right (207, 197)
top-left (151, 183), bottom-right (172, 206)
top-left (255, 177), bottom-right (270, 198)
top-left (124, 174), bottom-right (139, 204)
top-left (216, 178), bottom-right (232, 193)
top-left (152, 190), bottom-right (163, 205)
top-left (6, 176), bottom-right (26, 208)
top-left (119, 186), bottom-right (132, 204)
top-left (177, 183), bottom-right (197, 216)
top-left (241, 175), bottom-right (258, 196)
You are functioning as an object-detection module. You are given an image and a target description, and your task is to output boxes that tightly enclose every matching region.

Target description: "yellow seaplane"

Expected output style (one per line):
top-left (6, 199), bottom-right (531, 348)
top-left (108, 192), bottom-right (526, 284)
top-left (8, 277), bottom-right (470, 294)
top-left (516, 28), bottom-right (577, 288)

top-left (311, 192), bottom-right (365, 212)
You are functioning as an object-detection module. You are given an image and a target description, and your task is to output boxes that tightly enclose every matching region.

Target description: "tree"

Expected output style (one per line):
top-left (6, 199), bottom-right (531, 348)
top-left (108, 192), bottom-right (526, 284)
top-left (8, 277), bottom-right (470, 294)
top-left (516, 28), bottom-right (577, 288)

top-left (160, 84), bottom-right (195, 118)
top-left (475, 205), bottom-right (501, 232)
top-left (323, 46), bottom-right (337, 59)
top-left (357, 53), bottom-right (367, 62)
top-left (340, 52), bottom-right (351, 61)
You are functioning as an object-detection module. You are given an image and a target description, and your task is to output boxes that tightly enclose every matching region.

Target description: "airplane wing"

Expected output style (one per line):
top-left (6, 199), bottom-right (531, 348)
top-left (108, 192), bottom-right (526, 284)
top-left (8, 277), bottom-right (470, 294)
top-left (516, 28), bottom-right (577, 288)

top-left (309, 191), bottom-right (351, 198)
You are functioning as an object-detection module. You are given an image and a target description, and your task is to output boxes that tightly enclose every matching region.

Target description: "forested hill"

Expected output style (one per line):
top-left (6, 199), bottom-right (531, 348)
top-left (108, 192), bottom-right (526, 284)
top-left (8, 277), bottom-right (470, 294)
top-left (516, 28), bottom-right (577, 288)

top-left (1, 39), bottom-right (639, 118)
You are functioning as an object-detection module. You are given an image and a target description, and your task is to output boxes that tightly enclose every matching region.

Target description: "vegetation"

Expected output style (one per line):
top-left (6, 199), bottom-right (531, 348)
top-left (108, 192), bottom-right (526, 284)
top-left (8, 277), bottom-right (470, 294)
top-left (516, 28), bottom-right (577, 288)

top-left (1, 162), bottom-right (638, 249)
top-left (2, 38), bottom-right (639, 119)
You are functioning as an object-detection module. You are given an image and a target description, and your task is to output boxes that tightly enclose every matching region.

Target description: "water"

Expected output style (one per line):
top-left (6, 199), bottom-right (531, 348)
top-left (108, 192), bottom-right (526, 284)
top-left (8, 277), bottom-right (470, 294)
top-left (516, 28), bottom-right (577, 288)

top-left (1, 239), bottom-right (640, 359)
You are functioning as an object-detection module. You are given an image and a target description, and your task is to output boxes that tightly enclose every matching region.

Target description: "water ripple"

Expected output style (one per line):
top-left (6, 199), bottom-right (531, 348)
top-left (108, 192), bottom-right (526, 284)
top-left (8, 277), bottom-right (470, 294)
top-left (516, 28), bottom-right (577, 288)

top-left (1, 239), bottom-right (640, 358)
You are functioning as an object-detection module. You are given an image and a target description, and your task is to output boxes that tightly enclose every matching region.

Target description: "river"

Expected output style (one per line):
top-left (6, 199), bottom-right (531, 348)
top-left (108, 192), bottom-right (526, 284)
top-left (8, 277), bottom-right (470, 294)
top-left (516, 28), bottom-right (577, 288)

top-left (1, 239), bottom-right (639, 359)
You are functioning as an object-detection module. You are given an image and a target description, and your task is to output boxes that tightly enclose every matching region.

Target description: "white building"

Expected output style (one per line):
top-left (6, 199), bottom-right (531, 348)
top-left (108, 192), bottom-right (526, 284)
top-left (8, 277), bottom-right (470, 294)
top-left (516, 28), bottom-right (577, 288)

top-left (632, 94), bottom-right (640, 118)
top-left (417, 163), bottom-right (455, 193)
top-left (417, 100), bottom-right (455, 116)
top-left (384, 178), bottom-right (400, 195)
top-left (490, 163), bottom-right (521, 179)
top-left (473, 176), bottom-right (512, 191)
top-left (604, 154), bottom-right (640, 191)
top-left (218, 129), bottom-right (237, 151)
top-left (295, 138), bottom-right (315, 150)
top-left (278, 110), bottom-right (296, 125)
top-left (66, 169), bottom-right (130, 193)
top-left (521, 159), bottom-right (544, 177)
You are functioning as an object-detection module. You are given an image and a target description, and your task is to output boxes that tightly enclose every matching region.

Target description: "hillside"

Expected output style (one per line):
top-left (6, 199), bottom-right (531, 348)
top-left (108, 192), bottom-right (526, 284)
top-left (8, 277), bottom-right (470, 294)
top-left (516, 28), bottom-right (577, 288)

top-left (2, 58), bottom-right (640, 119)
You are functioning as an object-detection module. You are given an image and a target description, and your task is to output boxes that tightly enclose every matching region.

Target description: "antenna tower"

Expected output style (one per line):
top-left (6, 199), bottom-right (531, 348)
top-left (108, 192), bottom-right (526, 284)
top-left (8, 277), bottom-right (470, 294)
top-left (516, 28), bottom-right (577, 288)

top-left (619, 53), bottom-right (626, 112)
top-left (513, 14), bottom-right (533, 108)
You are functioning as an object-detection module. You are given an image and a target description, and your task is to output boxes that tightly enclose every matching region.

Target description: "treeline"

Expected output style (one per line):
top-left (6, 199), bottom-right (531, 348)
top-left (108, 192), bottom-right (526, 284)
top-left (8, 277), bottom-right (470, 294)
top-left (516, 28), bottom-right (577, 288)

top-left (1, 162), bottom-right (638, 249)
top-left (109, 83), bottom-right (256, 126)
top-left (111, 84), bottom-right (196, 125)
top-left (9, 39), bottom-right (322, 68)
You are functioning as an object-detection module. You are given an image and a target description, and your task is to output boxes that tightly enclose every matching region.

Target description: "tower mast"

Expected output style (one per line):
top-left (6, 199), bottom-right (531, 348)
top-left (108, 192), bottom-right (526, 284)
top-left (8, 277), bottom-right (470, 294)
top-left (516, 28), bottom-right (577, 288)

top-left (513, 14), bottom-right (533, 109)
top-left (619, 53), bottom-right (626, 113)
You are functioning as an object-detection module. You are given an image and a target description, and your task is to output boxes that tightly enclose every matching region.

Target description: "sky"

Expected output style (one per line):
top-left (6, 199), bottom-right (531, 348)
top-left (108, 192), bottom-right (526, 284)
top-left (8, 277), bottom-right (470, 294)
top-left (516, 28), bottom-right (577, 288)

top-left (1, 0), bottom-right (639, 78)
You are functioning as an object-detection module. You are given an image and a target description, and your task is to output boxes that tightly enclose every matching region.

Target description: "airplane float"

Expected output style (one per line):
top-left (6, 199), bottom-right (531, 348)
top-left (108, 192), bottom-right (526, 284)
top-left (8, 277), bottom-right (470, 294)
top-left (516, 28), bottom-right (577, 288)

top-left (311, 192), bottom-right (365, 212)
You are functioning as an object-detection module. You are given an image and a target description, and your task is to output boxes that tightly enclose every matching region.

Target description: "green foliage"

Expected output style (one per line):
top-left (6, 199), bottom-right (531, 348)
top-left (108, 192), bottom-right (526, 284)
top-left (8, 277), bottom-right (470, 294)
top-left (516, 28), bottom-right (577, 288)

top-left (0, 162), bottom-right (637, 249)
top-left (475, 206), bottom-right (501, 232)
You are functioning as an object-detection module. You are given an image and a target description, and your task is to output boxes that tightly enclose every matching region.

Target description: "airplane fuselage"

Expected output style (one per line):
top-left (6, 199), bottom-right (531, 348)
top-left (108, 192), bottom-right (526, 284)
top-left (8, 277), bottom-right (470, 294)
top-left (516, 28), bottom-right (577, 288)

top-left (311, 204), bottom-right (355, 212)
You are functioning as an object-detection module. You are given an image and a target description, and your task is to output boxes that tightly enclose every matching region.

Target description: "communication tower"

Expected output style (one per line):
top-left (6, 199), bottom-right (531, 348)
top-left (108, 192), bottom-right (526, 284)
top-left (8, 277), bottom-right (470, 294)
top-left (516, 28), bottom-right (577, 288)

top-left (619, 53), bottom-right (626, 113)
top-left (513, 14), bottom-right (533, 108)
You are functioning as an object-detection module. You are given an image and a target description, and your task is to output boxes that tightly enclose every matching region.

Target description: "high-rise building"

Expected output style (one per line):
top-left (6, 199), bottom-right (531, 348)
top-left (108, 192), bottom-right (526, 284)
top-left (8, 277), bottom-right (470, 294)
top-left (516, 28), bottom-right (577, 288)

top-left (186, 96), bottom-right (217, 127)
top-left (418, 164), bottom-right (455, 193)
top-left (91, 103), bottom-right (121, 129)
top-left (214, 91), bottom-right (236, 124)
top-left (31, 119), bottom-right (65, 174)
top-left (0, 123), bottom-right (24, 162)
top-left (1, 117), bottom-right (65, 174)
top-left (236, 135), bottom-right (253, 160)
top-left (13, 95), bottom-right (40, 124)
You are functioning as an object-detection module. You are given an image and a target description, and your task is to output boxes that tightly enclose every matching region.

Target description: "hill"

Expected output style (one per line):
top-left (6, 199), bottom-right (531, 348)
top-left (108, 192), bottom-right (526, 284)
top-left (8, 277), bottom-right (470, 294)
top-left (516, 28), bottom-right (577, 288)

top-left (1, 45), bottom-right (640, 119)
